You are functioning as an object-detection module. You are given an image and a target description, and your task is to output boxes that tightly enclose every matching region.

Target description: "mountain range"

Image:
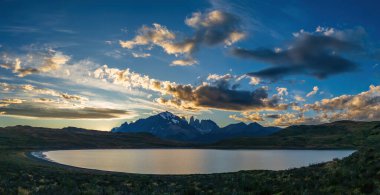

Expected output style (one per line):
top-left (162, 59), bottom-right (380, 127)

top-left (111, 111), bottom-right (281, 142)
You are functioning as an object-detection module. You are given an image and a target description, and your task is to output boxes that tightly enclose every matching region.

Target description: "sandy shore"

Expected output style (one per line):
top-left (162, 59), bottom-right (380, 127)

top-left (30, 151), bottom-right (52, 162)
top-left (26, 151), bottom-right (165, 176)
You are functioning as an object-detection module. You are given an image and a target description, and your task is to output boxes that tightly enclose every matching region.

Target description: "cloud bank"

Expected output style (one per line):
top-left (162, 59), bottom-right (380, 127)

top-left (0, 82), bottom-right (130, 119)
top-left (230, 85), bottom-right (380, 126)
top-left (305, 85), bottom-right (380, 121)
top-left (93, 65), bottom-right (287, 112)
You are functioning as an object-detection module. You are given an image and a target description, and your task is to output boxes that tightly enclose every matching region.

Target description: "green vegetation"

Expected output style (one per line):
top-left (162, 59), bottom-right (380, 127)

top-left (0, 121), bottom-right (380, 194)
top-left (212, 120), bottom-right (380, 149)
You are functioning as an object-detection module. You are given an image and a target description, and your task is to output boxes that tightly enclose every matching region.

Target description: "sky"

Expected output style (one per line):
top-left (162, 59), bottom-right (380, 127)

top-left (0, 0), bottom-right (379, 130)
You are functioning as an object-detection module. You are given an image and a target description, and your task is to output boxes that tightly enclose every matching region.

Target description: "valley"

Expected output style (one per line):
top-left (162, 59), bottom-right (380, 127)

top-left (0, 120), bottom-right (379, 194)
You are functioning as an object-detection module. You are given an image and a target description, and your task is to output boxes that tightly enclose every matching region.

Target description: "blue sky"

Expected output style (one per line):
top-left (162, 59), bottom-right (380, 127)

top-left (0, 0), bottom-right (379, 130)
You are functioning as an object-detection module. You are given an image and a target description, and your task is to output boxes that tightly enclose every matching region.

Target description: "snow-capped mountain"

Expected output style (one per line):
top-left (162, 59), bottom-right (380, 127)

top-left (189, 116), bottom-right (219, 134)
top-left (112, 111), bottom-right (201, 141)
top-left (112, 111), bottom-right (281, 142)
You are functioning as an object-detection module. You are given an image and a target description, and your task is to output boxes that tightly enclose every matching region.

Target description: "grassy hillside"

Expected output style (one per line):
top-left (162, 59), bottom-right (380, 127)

top-left (0, 121), bottom-right (379, 194)
top-left (211, 121), bottom-right (380, 149)
top-left (0, 126), bottom-right (188, 150)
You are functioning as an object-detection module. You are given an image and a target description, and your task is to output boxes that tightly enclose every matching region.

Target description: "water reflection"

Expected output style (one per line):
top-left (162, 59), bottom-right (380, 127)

top-left (41, 149), bottom-right (355, 174)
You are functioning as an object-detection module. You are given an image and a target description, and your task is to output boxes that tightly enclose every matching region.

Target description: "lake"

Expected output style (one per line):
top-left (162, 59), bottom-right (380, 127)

top-left (33, 149), bottom-right (355, 174)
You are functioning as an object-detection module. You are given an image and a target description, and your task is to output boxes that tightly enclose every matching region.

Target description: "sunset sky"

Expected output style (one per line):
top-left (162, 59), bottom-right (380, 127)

top-left (0, 0), bottom-right (379, 130)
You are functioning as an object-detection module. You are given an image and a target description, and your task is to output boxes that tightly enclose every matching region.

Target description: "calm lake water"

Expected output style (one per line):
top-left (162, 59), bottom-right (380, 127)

top-left (38, 149), bottom-right (355, 174)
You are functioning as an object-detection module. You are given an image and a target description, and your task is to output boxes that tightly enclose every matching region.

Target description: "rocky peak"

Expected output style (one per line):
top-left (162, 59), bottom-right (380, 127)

top-left (159, 111), bottom-right (176, 120)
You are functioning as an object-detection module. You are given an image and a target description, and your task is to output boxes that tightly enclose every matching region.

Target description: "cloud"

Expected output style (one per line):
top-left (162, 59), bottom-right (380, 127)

top-left (119, 24), bottom-right (197, 65)
top-left (39, 51), bottom-right (70, 72)
top-left (171, 58), bottom-right (198, 66)
top-left (160, 40), bottom-right (197, 55)
top-left (0, 82), bottom-right (13, 91)
top-left (0, 98), bottom-right (24, 104)
top-left (105, 50), bottom-right (124, 59)
top-left (269, 113), bottom-right (322, 127)
top-left (230, 111), bottom-right (322, 127)
top-left (32, 98), bottom-right (55, 103)
top-left (0, 26), bottom-right (40, 33)
top-left (21, 85), bottom-right (88, 102)
top-left (249, 77), bottom-right (260, 85)
top-left (11, 58), bottom-right (38, 77)
top-left (185, 10), bottom-right (245, 46)
top-left (92, 65), bottom-right (173, 93)
top-left (1, 50), bottom-right (70, 77)
top-left (157, 83), bottom-right (288, 111)
top-left (315, 26), bottom-right (335, 36)
top-left (53, 28), bottom-right (77, 34)
top-left (305, 85), bottom-right (380, 121)
top-left (276, 87), bottom-right (288, 96)
top-left (207, 73), bottom-right (254, 88)
top-left (105, 41), bottom-right (113, 45)
top-left (93, 65), bottom-right (287, 111)
top-left (265, 85), bottom-right (380, 126)
top-left (0, 82), bottom-right (131, 119)
top-left (0, 98), bottom-right (24, 107)
top-left (294, 95), bottom-right (305, 102)
top-left (119, 10), bottom-right (245, 66)
top-left (207, 73), bottom-right (233, 81)
top-left (119, 23), bottom-right (175, 49)
top-left (0, 63), bottom-right (11, 69)
top-left (232, 27), bottom-right (364, 80)
top-left (229, 85), bottom-right (380, 126)
top-left (0, 101), bottom-right (130, 119)
top-left (306, 86), bottom-right (319, 97)
top-left (229, 111), bottom-right (264, 122)
top-left (132, 52), bottom-right (151, 58)
top-left (0, 82), bottom-right (88, 102)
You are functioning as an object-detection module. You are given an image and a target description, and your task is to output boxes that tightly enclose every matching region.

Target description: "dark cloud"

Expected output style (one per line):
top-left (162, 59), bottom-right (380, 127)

top-left (15, 67), bottom-right (40, 77)
top-left (265, 114), bottom-right (280, 119)
top-left (187, 10), bottom-right (244, 46)
top-left (170, 10), bottom-right (245, 58)
top-left (232, 32), bottom-right (362, 80)
top-left (158, 81), bottom-right (288, 111)
top-left (195, 85), bottom-right (270, 110)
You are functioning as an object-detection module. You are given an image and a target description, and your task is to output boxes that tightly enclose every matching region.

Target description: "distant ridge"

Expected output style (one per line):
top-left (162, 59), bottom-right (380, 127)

top-left (210, 120), bottom-right (380, 149)
top-left (111, 111), bottom-right (281, 142)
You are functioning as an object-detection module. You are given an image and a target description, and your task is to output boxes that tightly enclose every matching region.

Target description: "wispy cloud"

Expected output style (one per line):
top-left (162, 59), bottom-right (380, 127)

top-left (132, 52), bottom-right (151, 58)
top-left (53, 28), bottom-right (77, 34)
top-left (0, 102), bottom-right (130, 119)
top-left (306, 86), bottom-right (319, 97)
top-left (0, 49), bottom-right (70, 77)
top-left (0, 26), bottom-right (40, 33)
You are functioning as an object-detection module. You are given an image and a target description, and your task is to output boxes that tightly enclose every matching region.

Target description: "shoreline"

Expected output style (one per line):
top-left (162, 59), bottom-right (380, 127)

top-left (26, 148), bottom-right (357, 176)
top-left (26, 150), bottom-right (262, 176)
top-left (26, 150), bottom-right (138, 176)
